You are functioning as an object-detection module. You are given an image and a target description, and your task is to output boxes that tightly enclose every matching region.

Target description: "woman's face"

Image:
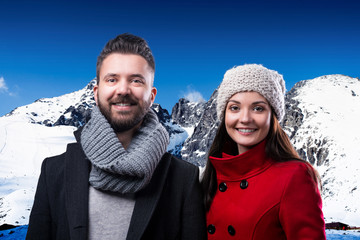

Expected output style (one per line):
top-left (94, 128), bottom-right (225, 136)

top-left (225, 91), bottom-right (272, 154)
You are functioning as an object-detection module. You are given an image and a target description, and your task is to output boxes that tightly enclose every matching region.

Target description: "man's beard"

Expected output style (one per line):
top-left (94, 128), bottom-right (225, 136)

top-left (97, 94), bottom-right (152, 133)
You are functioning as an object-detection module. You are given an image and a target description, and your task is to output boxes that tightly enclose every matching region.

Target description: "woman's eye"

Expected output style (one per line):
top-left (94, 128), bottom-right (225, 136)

top-left (229, 105), bottom-right (239, 111)
top-left (253, 106), bottom-right (264, 112)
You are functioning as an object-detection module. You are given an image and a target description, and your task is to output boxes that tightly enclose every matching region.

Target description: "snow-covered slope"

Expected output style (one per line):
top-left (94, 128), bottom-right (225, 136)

top-left (0, 80), bottom-right (95, 225)
top-left (0, 118), bottom-right (76, 225)
top-left (5, 79), bottom-right (96, 126)
top-left (283, 74), bottom-right (360, 226)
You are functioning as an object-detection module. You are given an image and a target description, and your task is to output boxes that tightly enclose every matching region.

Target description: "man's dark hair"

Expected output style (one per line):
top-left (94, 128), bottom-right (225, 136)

top-left (96, 33), bottom-right (155, 84)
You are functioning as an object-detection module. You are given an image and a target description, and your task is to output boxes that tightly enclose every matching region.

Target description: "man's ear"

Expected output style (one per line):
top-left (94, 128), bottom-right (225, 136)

top-left (93, 85), bottom-right (99, 105)
top-left (150, 87), bottom-right (157, 106)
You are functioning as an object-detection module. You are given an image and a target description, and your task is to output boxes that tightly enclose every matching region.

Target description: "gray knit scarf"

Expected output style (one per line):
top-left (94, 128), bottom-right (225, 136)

top-left (80, 106), bottom-right (169, 194)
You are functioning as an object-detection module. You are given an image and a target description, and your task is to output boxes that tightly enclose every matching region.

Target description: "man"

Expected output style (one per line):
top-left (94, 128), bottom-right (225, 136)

top-left (26, 33), bottom-right (206, 240)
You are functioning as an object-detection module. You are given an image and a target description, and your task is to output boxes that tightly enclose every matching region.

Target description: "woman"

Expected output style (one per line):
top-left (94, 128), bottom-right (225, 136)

top-left (202, 64), bottom-right (325, 239)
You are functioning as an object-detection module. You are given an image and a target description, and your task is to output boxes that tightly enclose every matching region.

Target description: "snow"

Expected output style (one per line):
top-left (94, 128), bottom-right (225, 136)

top-left (0, 117), bottom-right (75, 225)
top-left (289, 75), bottom-right (360, 226)
top-left (194, 149), bottom-right (206, 157)
top-left (0, 189), bottom-right (34, 225)
top-left (199, 166), bottom-right (206, 181)
top-left (182, 126), bottom-right (195, 138)
top-left (165, 122), bottom-right (190, 151)
top-left (5, 79), bottom-right (95, 125)
top-left (0, 118), bottom-right (75, 179)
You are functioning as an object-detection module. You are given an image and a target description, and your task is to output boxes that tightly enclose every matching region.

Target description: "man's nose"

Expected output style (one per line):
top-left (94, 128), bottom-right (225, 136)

top-left (115, 80), bottom-right (131, 95)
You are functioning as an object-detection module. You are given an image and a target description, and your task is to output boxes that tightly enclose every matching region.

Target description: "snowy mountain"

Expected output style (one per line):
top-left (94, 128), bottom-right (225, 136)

top-left (0, 120), bottom-right (76, 226)
top-left (5, 79), bottom-right (96, 127)
top-left (171, 98), bottom-right (206, 127)
top-left (179, 90), bottom-right (219, 166)
top-left (282, 74), bottom-right (360, 226)
top-left (0, 74), bottom-right (359, 227)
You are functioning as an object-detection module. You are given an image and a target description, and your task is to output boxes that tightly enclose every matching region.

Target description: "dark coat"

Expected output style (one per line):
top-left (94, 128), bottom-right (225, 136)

top-left (26, 131), bottom-right (207, 240)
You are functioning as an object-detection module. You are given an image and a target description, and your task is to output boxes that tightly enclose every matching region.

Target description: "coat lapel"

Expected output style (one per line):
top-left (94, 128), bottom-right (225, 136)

top-left (64, 142), bottom-right (90, 240)
top-left (126, 153), bottom-right (172, 240)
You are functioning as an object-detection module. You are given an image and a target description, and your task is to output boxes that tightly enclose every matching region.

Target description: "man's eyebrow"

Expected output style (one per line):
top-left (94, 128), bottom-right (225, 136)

top-left (129, 74), bottom-right (145, 79)
top-left (103, 73), bottom-right (119, 78)
top-left (103, 73), bottom-right (145, 79)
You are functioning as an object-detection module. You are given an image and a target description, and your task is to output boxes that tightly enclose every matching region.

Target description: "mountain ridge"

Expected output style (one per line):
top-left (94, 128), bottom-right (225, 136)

top-left (0, 74), bottom-right (359, 226)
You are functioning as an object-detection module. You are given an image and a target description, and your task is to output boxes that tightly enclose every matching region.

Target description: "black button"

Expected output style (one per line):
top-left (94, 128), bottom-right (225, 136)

top-left (240, 179), bottom-right (248, 189)
top-left (219, 182), bottom-right (227, 192)
top-left (207, 224), bottom-right (216, 234)
top-left (228, 225), bottom-right (236, 236)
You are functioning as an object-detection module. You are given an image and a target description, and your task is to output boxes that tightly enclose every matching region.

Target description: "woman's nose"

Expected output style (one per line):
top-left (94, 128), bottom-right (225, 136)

top-left (239, 109), bottom-right (251, 123)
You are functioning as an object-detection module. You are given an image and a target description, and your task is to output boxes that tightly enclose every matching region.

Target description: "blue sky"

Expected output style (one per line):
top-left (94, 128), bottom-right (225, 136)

top-left (1, 0), bottom-right (359, 117)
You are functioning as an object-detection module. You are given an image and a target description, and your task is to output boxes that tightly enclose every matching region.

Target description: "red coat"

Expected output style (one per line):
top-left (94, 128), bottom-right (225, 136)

top-left (207, 140), bottom-right (325, 239)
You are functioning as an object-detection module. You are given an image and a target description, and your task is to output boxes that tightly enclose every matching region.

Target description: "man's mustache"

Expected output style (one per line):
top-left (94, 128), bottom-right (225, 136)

top-left (110, 95), bottom-right (138, 105)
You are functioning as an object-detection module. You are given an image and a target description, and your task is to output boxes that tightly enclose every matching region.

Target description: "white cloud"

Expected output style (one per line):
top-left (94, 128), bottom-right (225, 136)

top-left (0, 77), bottom-right (9, 92)
top-left (0, 77), bottom-right (15, 96)
top-left (182, 86), bottom-right (205, 103)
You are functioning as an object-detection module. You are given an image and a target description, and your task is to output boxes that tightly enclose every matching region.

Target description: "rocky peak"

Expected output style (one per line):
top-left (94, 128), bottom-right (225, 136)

top-left (180, 89), bottom-right (219, 166)
top-left (171, 98), bottom-right (206, 128)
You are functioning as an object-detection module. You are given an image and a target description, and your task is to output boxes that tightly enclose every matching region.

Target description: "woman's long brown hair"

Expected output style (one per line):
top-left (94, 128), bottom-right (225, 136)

top-left (201, 111), bottom-right (321, 211)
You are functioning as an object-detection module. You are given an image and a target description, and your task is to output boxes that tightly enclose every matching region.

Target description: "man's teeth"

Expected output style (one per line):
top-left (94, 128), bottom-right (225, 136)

top-left (115, 103), bottom-right (131, 106)
top-left (238, 129), bottom-right (256, 133)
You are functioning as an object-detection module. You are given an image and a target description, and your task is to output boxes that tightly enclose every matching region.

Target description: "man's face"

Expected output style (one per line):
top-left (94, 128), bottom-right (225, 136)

top-left (94, 53), bottom-right (157, 133)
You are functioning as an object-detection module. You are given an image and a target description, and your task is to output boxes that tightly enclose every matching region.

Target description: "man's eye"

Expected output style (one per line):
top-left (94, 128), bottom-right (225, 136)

top-left (107, 78), bottom-right (116, 83)
top-left (132, 79), bottom-right (143, 84)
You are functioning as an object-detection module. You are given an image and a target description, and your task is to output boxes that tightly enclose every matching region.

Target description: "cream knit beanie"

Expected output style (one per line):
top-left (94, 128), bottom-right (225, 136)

top-left (217, 64), bottom-right (286, 122)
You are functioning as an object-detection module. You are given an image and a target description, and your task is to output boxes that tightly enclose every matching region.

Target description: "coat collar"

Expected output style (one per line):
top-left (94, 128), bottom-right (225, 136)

top-left (65, 128), bottom-right (172, 240)
top-left (210, 140), bottom-right (274, 181)
top-left (64, 142), bottom-right (90, 240)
